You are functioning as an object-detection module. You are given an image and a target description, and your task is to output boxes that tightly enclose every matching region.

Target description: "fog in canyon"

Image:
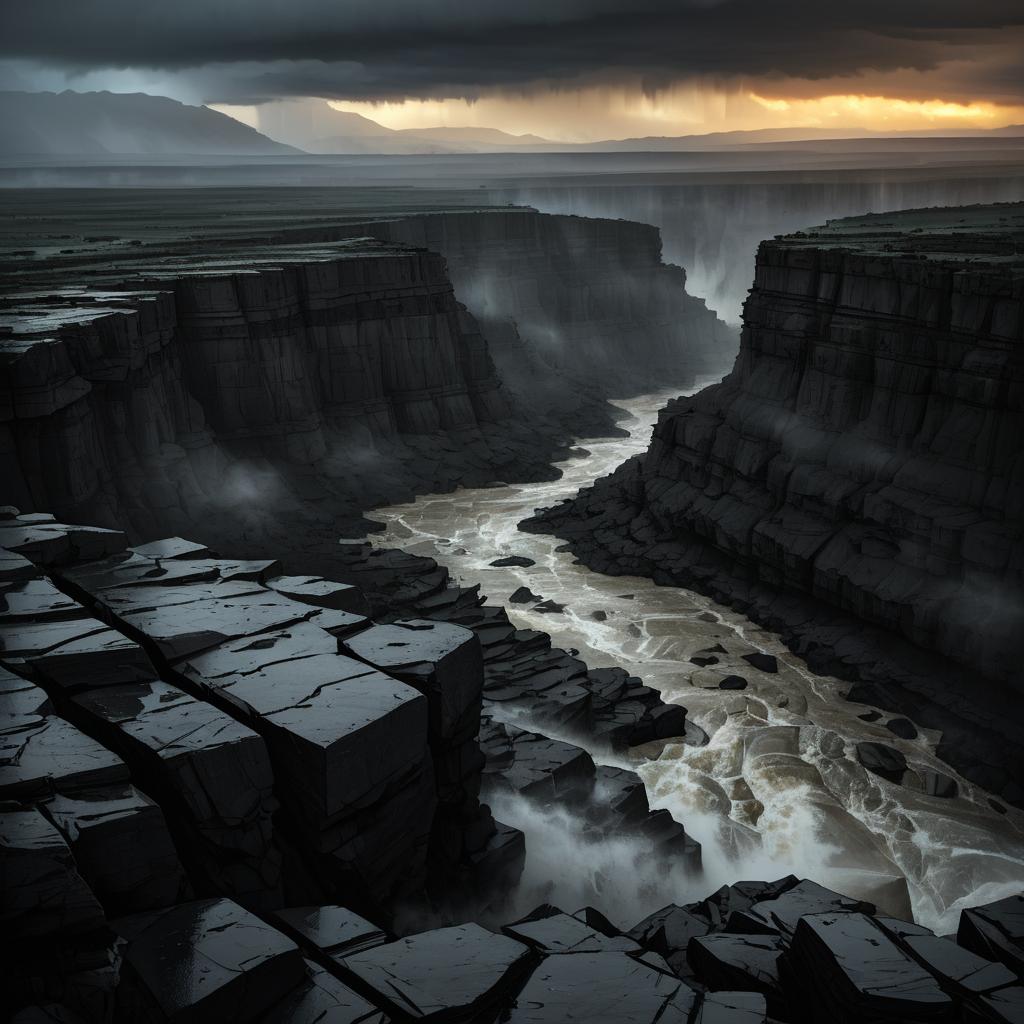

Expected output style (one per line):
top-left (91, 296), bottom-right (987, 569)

top-left (364, 390), bottom-right (1024, 935)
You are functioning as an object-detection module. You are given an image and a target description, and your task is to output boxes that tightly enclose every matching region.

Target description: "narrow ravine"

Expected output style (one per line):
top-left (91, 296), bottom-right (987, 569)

top-left (365, 385), bottom-right (1024, 933)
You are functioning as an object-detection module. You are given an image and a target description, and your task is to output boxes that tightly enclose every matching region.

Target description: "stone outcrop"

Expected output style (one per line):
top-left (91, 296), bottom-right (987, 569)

top-left (4, 515), bottom-right (1023, 1022)
top-left (1, 510), bottom-right (704, 1020)
top-left (1, 207), bottom-right (733, 561)
top-left (529, 203), bottom-right (1024, 803)
top-left (369, 210), bottom-right (735, 394)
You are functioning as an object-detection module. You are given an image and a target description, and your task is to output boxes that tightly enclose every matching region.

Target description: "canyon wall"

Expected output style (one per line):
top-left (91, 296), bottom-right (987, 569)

top-left (0, 242), bottom-right (531, 545)
top-left (530, 204), bottom-right (1024, 797)
top-left (371, 210), bottom-right (735, 390)
top-left (507, 175), bottom-right (1024, 321)
top-left (0, 209), bottom-right (733, 552)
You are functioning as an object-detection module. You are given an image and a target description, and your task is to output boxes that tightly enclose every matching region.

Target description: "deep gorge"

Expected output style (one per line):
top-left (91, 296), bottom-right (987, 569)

top-left (3, 193), bottom-right (1024, 1024)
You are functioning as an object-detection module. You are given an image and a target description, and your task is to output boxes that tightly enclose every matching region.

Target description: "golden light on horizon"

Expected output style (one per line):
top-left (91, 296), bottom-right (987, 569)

top-left (324, 86), bottom-right (1024, 140)
top-left (748, 92), bottom-right (1018, 127)
top-left (214, 83), bottom-right (1024, 145)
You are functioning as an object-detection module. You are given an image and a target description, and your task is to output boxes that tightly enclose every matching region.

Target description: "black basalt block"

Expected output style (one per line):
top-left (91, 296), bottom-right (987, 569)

top-left (726, 879), bottom-right (874, 937)
top-left (967, 985), bottom-right (1024, 1023)
top-left (693, 991), bottom-right (767, 1023)
top-left (902, 934), bottom-right (1017, 997)
top-left (785, 912), bottom-right (954, 1023)
top-left (342, 923), bottom-right (533, 1021)
top-left (259, 960), bottom-right (385, 1023)
top-left (507, 950), bottom-right (697, 1023)
top-left (270, 905), bottom-right (388, 960)
top-left (958, 895), bottom-right (1024, 977)
top-left (45, 783), bottom-right (189, 915)
top-left (0, 673), bottom-right (129, 801)
top-left (0, 805), bottom-right (105, 938)
top-left (343, 618), bottom-right (482, 742)
top-left (503, 905), bottom-right (640, 954)
top-left (688, 934), bottom-right (786, 1013)
top-left (113, 898), bottom-right (306, 1023)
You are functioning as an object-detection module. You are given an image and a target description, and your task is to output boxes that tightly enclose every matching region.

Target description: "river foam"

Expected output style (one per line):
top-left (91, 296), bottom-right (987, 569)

top-left (365, 386), bottom-right (1024, 933)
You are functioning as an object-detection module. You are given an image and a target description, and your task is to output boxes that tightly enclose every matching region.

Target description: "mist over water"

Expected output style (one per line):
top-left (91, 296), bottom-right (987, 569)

top-left (501, 178), bottom-right (1024, 321)
top-left (365, 388), bottom-right (1024, 933)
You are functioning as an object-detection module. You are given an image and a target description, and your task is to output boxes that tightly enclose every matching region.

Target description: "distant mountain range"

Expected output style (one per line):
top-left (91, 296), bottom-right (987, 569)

top-left (0, 91), bottom-right (297, 156)
top-left (279, 105), bottom-right (554, 154)
top-left (1, 89), bottom-right (1022, 158)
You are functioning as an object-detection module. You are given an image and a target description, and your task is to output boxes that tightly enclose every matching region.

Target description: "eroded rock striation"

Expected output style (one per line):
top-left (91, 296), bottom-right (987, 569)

top-left (529, 203), bottom-right (1024, 802)
top-left (1, 207), bottom-right (733, 581)
top-left (0, 510), bottom-right (708, 1019)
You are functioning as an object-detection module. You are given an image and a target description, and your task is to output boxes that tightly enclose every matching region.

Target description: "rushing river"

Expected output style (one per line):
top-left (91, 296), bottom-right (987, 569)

top-left (365, 386), bottom-right (1024, 933)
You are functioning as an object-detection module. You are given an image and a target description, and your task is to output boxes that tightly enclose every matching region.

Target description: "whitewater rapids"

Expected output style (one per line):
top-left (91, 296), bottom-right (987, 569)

top-left (365, 386), bottom-right (1024, 933)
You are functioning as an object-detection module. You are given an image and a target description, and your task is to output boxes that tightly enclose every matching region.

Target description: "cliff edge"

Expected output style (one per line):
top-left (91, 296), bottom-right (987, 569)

top-left (529, 203), bottom-right (1024, 799)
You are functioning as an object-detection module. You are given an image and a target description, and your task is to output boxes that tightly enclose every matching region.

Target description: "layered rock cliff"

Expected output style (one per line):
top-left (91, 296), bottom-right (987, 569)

top-left (370, 210), bottom-right (735, 392)
top-left (0, 208), bottom-right (733, 558)
top-left (529, 203), bottom-right (1024, 800)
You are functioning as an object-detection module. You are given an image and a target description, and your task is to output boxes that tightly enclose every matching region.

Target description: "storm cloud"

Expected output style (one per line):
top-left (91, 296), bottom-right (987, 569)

top-left (3, 0), bottom-right (1024, 106)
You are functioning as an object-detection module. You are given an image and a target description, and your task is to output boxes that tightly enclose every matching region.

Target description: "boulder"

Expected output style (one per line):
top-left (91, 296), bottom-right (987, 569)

top-left (114, 898), bottom-right (306, 1023)
top-left (270, 905), bottom-right (388, 961)
top-left (0, 805), bottom-right (104, 938)
top-left (259, 960), bottom-right (386, 1023)
top-left (44, 784), bottom-right (188, 915)
top-left (688, 934), bottom-right (786, 1015)
top-left (342, 923), bottom-right (533, 1021)
top-left (855, 742), bottom-right (909, 784)
top-left (503, 905), bottom-right (640, 954)
top-left (958, 895), bottom-right (1024, 977)
top-left (727, 879), bottom-right (874, 937)
top-left (693, 992), bottom-right (767, 1023)
top-left (507, 949), bottom-right (697, 1023)
top-left (785, 912), bottom-right (954, 1023)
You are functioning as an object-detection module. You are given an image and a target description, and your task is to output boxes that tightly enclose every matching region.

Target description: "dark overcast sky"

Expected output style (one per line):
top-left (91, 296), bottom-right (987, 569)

top-left (2, 1), bottom-right (1023, 106)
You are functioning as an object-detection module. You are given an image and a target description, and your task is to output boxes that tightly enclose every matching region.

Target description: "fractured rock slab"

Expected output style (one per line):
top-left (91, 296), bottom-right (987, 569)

top-left (181, 631), bottom-right (430, 828)
top-left (503, 905), bottom-right (640, 954)
top-left (270, 904), bottom-right (388, 962)
top-left (70, 679), bottom-right (280, 898)
top-left (45, 783), bottom-right (188, 915)
top-left (0, 672), bottom-right (128, 801)
top-left (114, 898), bottom-right (306, 1023)
top-left (260, 960), bottom-right (386, 1024)
top-left (507, 949), bottom-right (696, 1023)
top-left (0, 805), bottom-right (104, 938)
top-left (785, 912), bottom-right (954, 1023)
top-left (958, 895), bottom-right (1024, 977)
top-left (343, 619), bottom-right (482, 742)
top-left (727, 879), bottom-right (874, 937)
top-left (343, 922), bottom-right (533, 1021)
top-left (694, 991), bottom-right (767, 1023)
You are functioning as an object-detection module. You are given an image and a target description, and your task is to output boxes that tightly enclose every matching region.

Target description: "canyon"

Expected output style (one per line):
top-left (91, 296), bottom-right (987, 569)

top-left (2, 192), bottom-right (1024, 1023)
top-left (531, 203), bottom-right (1024, 805)
top-left (0, 198), bottom-right (733, 555)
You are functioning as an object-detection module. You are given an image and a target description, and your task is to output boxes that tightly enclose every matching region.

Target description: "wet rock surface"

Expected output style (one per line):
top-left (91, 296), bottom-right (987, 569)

top-left (0, 515), bottom-right (709, 1021)
top-left (3, 521), bottom-right (1024, 1024)
top-left (527, 203), bottom-right (1024, 806)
